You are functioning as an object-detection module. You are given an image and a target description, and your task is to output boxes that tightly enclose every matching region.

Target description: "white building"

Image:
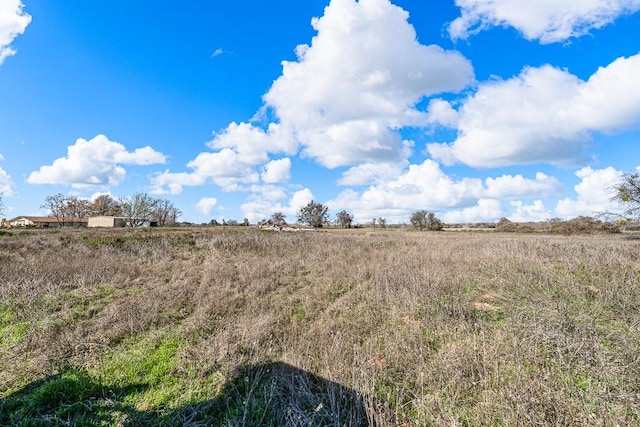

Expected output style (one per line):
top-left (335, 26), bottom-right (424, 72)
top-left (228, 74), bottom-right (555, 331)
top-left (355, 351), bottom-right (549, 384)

top-left (88, 216), bottom-right (127, 228)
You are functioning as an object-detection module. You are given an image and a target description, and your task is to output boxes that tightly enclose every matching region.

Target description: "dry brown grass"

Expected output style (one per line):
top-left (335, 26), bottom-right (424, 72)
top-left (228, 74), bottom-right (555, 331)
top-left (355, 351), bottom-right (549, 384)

top-left (1, 227), bottom-right (639, 425)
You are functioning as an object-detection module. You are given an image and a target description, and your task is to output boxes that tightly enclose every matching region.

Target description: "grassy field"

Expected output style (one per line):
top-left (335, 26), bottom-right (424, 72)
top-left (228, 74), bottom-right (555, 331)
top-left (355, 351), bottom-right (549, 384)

top-left (0, 227), bottom-right (638, 426)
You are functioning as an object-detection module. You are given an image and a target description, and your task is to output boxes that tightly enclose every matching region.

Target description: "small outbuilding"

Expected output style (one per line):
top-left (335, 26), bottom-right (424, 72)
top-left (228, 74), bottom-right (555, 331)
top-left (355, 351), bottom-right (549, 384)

top-left (88, 216), bottom-right (127, 228)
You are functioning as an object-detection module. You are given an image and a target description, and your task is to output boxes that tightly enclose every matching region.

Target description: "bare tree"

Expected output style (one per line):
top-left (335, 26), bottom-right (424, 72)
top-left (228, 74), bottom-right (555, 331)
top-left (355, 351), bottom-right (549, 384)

top-left (120, 193), bottom-right (155, 227)
top-left (41, 193), bottom-right (69, 225)
top-left (410, 210), bottom-right (427, 230)
top-left (336, 210), bottom-right (353, 228)
top-left (0, 194), bottom-right (5, 217)
top-left (167, 206), bottom-right (181, 226)
top-left (90, 194), bottom-right (122, 216)
top-left (411, 211), bottom-right (443, 231)
top-left (377, 217), bottom-right (387, 228)
top-left (151, 198), bottom-right (181, 227)
top-left (426, 212), bottom-right (444, 231)
top-left (271, 212), bottom-right (287, 225)
top-left (65, 196), bottom-right (91, 225)
top-left (613, 172), bottom-right (640, 219)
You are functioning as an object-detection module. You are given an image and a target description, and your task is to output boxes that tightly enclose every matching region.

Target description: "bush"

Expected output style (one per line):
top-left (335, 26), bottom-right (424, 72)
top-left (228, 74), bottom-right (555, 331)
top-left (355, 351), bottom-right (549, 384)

top-left (549, 216), bottom-right (620, 235)
top-left (410, 211), bottom-right (443, 231)
top-left (495, 218), bottom-right (535, 233)
top-left (297, 201), bottom-right (330, 228)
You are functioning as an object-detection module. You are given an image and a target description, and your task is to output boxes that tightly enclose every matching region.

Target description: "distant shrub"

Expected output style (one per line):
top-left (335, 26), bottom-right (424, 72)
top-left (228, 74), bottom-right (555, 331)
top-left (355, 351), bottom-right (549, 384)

top-left (622, 222), bottom-right (640, 231)
top-left (495, 218), bottom-right (535, 233)
top-left (549, 216), bottom-right (620, 235)
top-left (495, 218), bottom-right (511, 230)
top-left (495, 217), bottom-right (620, 235)
top-left (411, 211), bottom-right (443, 231)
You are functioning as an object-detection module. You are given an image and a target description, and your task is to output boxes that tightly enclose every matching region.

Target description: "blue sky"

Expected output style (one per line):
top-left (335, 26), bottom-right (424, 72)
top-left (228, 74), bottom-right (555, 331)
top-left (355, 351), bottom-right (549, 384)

top-left (1, 0), bottom-right (639, 224)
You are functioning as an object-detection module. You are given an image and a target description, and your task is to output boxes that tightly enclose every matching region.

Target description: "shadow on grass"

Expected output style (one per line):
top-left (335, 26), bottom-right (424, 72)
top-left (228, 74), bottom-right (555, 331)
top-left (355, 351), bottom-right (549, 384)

top-left (1, 362), bottom-right (387, 426)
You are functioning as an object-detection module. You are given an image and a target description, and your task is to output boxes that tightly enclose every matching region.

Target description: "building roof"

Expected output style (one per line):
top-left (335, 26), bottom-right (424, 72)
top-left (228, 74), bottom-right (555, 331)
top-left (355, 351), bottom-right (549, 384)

top-left (9, 216), bottom-right (88, 224)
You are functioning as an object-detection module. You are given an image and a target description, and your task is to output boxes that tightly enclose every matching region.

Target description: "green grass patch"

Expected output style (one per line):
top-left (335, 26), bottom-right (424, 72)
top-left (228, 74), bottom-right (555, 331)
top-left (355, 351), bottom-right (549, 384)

top-left (0, 331), bottom-right (225, 426)
top-left (327, 280), bottom-right (349, 302)
top-left (0, 367), bottom-right (110, 426)
top-left (97, 333), bottom-right (189, 409)
top-left (482, 310), bottom-right (507, 327)
top-left (96, 331), bottom-right (226, 410)
top-left (79, 231), bottom-right (198, 252)
top-left (0, 304), bottom-right (29, 349)
top-left (291, 301), bottom-right (306, 321)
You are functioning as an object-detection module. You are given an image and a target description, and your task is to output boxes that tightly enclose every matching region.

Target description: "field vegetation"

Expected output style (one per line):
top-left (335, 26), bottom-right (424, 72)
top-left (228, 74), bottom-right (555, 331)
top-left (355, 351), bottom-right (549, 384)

top-left (0, 227), bottom-right (639, 425)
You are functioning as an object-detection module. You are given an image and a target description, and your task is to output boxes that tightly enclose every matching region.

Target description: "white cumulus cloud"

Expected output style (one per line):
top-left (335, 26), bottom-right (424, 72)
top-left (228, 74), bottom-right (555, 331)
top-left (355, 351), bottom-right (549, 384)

top-left (555, 166), bottom-right (623, 218)
top-left (196, 197), bottom-right (218, 215)
top-left (208, 122), bottom-right (296, 165)
top-left (0, 0), bottom-right (31, 65)
top-left (428, 54), bottom-right (640, 168)
top-left (249, 185), bottom-right (288, 202)
top-left (449, 0), bottom-right (640, 43)
top-left (151, 149), bottom-right (259, 195)
top-left (261, 158), bottom-right (292, 184)
top-left (426, 99), bottom-right (460, 128)
top-left (330, 161), bottom-right (567, 223)
top-left (151, 123), bottom-right (294, 194)
top-left (442, 199), bottom-right (504, 223)
top-left (188, 149), bottom-right (260, 187)
top-left (338, 162), bottom-right (409, 186)
top-left (0, 166), bottom-right (13, 196)
top-left (329, 159), bottom-right (484, 221)
top-left (0, 154), bottom-right (14, 196)
top-left (264, 0), bottom-right (474, 168)
top-left (151, 172), bottom-right (207, 196)
top-left (27, 134), bottom-right (166, 189)
top-left (241, 188), bottom-right (314, 223)
top-left (509, 200), bottom-right (553, 222)
top-left (484, 172), bottom-right (562, 199)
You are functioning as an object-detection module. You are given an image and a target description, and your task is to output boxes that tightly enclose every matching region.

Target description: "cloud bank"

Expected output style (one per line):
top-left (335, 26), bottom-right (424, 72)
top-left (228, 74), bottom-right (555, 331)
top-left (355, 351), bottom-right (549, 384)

top-left (449, 0), bottom-right (640, 43)
top-left (328, 160), bottom-right (562, 222)
top-left (152, 0), bottom-right (474, 196)
top-left (145, 0), bottom-right (633, 223)
top-left (429, 54), bottom-right (640, 168)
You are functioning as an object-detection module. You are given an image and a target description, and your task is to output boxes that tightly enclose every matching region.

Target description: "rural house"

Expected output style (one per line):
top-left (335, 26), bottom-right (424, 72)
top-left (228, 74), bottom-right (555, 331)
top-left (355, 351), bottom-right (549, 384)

top-left (8, 216), bottom-right (88, 227)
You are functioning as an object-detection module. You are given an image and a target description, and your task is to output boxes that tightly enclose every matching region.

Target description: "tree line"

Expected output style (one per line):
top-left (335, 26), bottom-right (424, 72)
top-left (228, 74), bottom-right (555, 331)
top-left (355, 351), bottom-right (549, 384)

top-left (41, 193), bottom-right (181, 227)
top-left (5, 171), bottom-right (640, 229)
top-left (287, 200), bottom-right (443, 230)
top-left (293, 172), bottom-right (640, 229)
